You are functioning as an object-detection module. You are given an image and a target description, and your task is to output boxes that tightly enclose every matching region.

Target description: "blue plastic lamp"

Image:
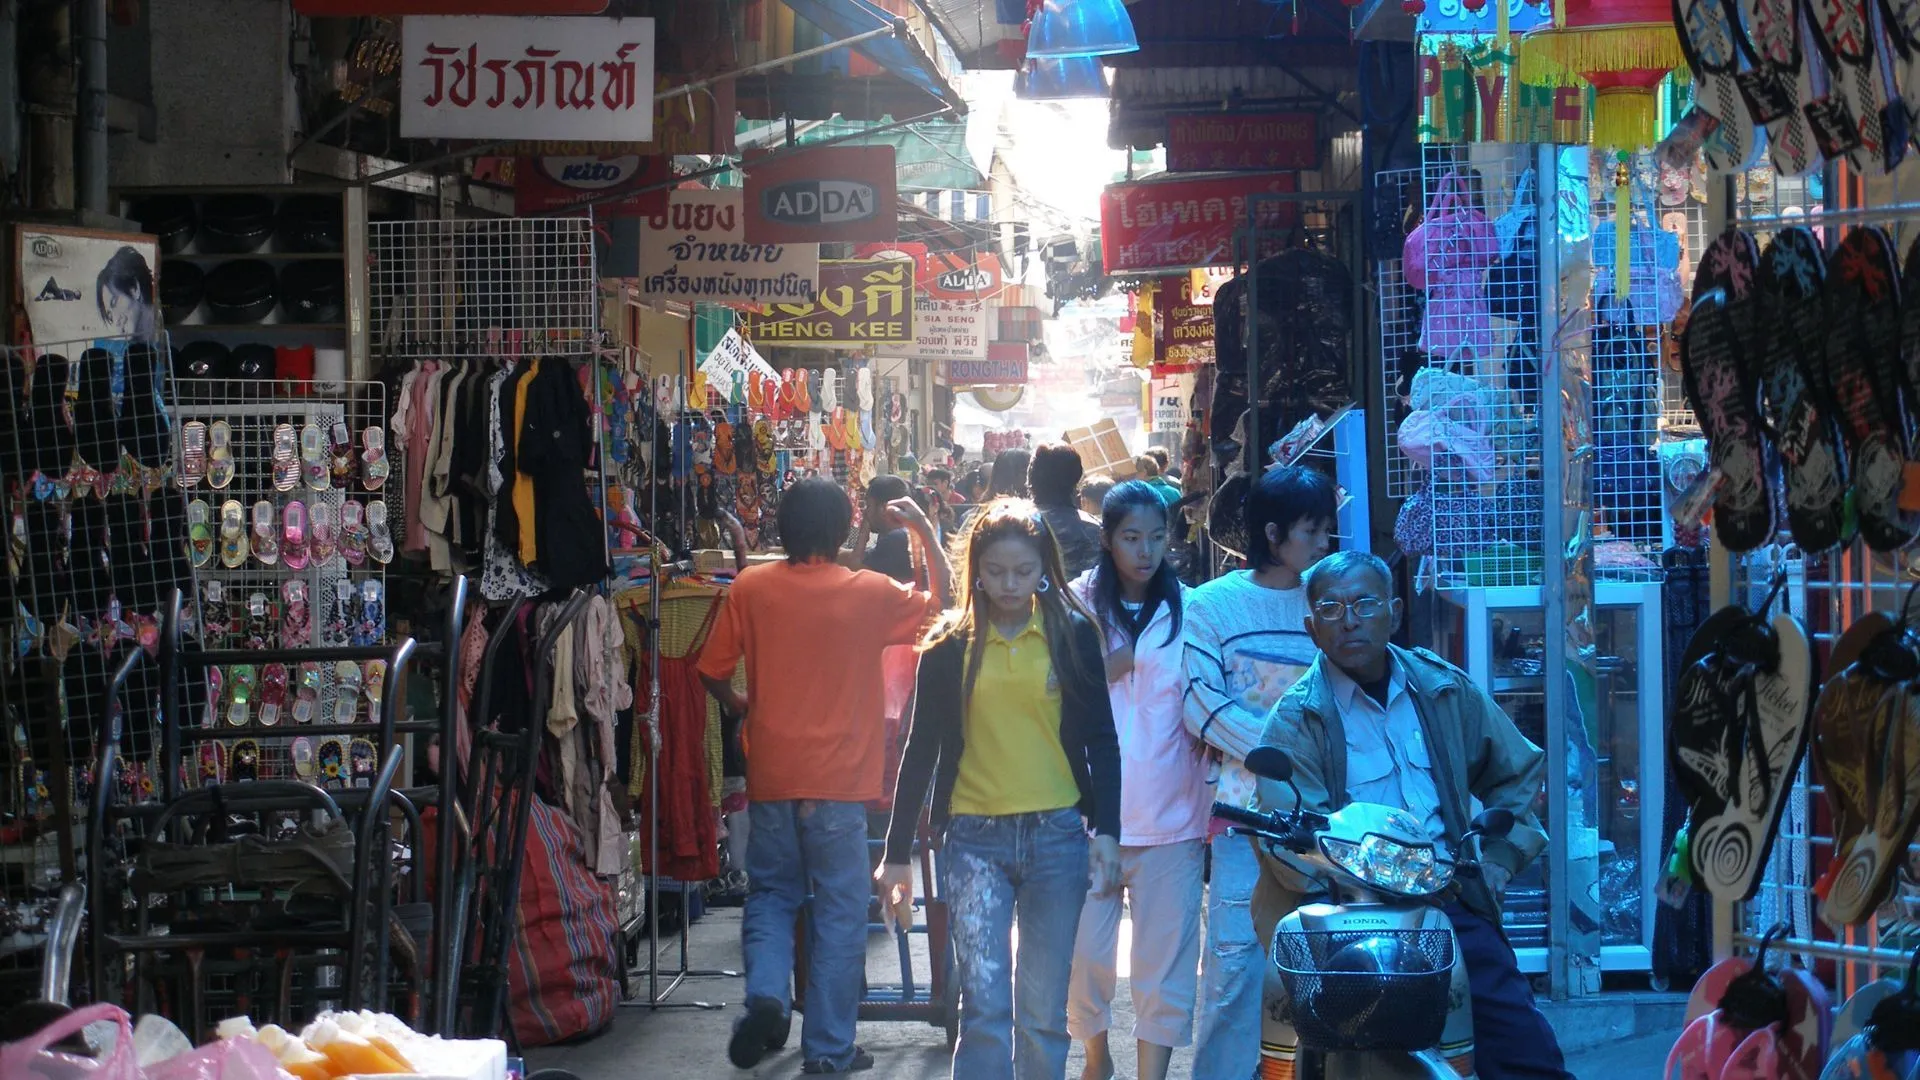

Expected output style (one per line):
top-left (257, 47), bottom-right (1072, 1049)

top-left (1026, 0), bottom-right (1139, 59)
top-left (1014, 57), bottom-right (1109, 99)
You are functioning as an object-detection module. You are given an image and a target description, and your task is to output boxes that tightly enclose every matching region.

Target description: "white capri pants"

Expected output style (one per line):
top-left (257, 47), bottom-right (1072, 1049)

top-left (1066, 838), bottom-right (1206, 1048)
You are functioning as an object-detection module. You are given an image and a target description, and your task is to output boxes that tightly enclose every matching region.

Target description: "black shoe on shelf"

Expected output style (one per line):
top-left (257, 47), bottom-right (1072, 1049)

top-left (728, 996), bottom-right (787, 1070)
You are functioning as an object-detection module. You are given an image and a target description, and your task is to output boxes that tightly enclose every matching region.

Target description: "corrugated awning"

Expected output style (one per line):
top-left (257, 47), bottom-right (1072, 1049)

top-left (736, 0), bottom-right (968, 121)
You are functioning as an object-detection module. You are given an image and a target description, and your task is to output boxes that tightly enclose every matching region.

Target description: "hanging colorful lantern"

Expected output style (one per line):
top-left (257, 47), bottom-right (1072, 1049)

top-left (1515, 0), bottom-right (1687, 148)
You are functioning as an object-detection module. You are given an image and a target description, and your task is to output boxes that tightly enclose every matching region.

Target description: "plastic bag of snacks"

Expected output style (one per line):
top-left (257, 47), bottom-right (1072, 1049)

top-left (0, 1004), bottom-right (139, 1080)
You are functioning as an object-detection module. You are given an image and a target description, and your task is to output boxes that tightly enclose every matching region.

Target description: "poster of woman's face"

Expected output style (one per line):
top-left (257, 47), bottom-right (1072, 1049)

top-left (15, 227), bottom-right (161, 346)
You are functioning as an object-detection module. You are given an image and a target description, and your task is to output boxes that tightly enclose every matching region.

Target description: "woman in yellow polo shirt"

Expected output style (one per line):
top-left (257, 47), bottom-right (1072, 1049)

top-left (878, 499), bottom-right (1123, 1080)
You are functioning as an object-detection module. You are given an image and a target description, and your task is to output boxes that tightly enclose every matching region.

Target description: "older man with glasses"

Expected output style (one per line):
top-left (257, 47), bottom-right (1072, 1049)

top-left (1252, 550), bottom-right (1570, 1080)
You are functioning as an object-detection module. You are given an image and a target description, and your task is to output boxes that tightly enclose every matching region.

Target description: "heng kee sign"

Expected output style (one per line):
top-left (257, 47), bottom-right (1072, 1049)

top-left (401, 15), bottom-right (655, 142)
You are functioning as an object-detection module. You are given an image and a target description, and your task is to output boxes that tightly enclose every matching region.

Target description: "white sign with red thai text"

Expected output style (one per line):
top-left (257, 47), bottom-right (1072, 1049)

top-left (402, 15), bottom-right (655, 141)
top-left (892, 297), bottom-right (989, 362)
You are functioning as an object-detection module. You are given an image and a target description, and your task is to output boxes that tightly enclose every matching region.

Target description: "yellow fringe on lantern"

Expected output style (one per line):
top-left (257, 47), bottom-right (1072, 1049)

top-left (1594, 86), bottom-right (1660, 149)
top-left (1514, 23), bottom-right (1688, 86)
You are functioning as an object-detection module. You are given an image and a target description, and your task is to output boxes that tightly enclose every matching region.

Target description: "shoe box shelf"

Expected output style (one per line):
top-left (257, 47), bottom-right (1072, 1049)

top-left (114, 184), bottom-right (368, 373)
top-left (1433, 583), bottom-right (1666, 978)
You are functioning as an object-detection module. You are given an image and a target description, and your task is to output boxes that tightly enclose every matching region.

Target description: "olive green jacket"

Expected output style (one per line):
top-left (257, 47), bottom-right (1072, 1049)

top-left (1252, 643), bottom-right (1549, 922)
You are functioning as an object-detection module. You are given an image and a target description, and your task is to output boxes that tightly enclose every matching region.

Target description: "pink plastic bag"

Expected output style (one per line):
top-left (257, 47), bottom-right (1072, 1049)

top-left (142, 1038), bottom-right (284, 1080)
top-left (0, 1004), bottom-right (138, 1080)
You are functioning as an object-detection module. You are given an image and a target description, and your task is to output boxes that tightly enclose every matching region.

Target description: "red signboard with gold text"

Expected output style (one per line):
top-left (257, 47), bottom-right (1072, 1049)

top-left (1099, 172), bottom-right (1299, 275)
top-left (738, 258), bottom-right (915, 346)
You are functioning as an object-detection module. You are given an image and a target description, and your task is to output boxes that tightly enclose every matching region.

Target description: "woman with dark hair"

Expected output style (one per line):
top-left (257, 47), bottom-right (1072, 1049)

top-left (988, 447), bottom-right (1032, 498)
top-left (878, 499), bottom-right (1121, 1080)
top-left (96, 245), bottom-right (158, 337)
top-left (1066, 481), bottom-right (1207, 1080)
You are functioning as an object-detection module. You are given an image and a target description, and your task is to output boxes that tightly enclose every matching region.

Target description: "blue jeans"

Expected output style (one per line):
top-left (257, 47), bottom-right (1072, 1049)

top-left (741, 799), bottom-right (871, 1069)
top-left (1192, 835), bottom-right (1261, 1080)
top-left (945, 808), bottom-right (1091, 1080)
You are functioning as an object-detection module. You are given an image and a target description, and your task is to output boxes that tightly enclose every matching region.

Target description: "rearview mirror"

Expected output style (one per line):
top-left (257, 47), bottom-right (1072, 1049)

top-left (1469, 808), bottom-right (1515, 841)
top-left (1244, 746), bottom-right (1293, 783)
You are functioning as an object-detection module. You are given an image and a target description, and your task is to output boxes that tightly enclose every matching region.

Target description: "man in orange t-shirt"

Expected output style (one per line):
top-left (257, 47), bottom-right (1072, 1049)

top-left (699, 478), bottom-right (948, 1074)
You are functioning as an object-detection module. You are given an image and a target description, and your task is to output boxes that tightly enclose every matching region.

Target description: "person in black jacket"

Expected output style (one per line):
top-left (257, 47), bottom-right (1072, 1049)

top-left (877, 499), bottom-right (1122, 1080)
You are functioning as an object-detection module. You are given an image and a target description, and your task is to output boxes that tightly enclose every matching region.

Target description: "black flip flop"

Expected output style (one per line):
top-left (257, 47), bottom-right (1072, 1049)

top-left (1825, 226), bottom-right (1914, 550)
top-left (1806, 0), bottom-right (1900, 173)
top-left (1757, 228), bottom-right (1846, 551)
top-left (1674, 0), bottom-right (1764, 171)
top-left (1732, 0), bottom-right (1824, 175)
top-left (1682, 289), bottom-right (1776, 551)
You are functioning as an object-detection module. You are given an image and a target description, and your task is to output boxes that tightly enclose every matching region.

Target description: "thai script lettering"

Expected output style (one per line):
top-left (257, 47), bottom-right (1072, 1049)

top-left (419, 40), bottom-right (644, 113)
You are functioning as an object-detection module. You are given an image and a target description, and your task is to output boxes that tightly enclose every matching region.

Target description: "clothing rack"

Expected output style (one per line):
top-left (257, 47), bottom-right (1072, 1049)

top-left (624, 548), bottom-right (735, 1011)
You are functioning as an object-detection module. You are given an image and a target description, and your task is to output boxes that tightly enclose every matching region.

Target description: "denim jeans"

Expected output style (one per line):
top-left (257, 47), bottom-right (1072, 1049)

top-left (1445, 903), bottom-right (1572, 1080)
top-left (945, 808), bottom-right (1091, 1080)
top-left (741, 799), bottom-right (872, 1070)
top-left (1191, 834), bottom-right (1262, 1080)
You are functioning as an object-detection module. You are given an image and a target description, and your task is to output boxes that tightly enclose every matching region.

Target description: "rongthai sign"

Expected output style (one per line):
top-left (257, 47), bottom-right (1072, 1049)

top-left (637, 189), bottom-right (820, 305)
top-left (1099, 172), bottom-right (1299, 275)
top-left (738, 258), bottom-right (915, 346)
top-left (401, 15), bottom-right (656, 141)
top-left (1166, 112), bottom-right (1319, 171)
top-left (946, 346), bottom-right (1029, 386)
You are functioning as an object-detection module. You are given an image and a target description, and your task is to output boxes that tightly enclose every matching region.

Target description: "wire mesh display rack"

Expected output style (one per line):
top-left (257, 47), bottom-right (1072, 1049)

top-left (0, 334), bottom-right (185, 1009)
top-left (1415, 143), bottom-right (1544, 590)
top-left (1376, 166), bottom-right (1426, 500)
top-left (171, 379), bottom-right (391, 789)
top-left (368, 218), bottom-right (598, 358)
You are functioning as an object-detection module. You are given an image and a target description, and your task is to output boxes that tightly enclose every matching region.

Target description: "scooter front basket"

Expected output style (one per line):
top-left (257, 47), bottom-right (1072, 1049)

top-left (1272, 927), bottom-right (1457, 1053)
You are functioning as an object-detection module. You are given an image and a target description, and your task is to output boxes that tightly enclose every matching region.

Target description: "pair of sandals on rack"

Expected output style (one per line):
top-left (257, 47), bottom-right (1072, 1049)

top-left (1682, 225), bottom-right (1920, 555)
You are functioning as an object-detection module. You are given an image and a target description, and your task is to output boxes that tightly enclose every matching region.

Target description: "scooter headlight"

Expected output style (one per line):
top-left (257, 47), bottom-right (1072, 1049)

top-left (1319, 834), bottom-right (1454, 897)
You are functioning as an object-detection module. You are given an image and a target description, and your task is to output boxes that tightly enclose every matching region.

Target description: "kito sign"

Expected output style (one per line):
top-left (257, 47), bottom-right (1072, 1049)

top-left (401, 15), bottom-right (655, 142)
top-left (737, 258), bottom-right (914, 346)
top-left (744, 146), bottom-right (897, 244)
top-left (512, 154), bottom-right (669, 215)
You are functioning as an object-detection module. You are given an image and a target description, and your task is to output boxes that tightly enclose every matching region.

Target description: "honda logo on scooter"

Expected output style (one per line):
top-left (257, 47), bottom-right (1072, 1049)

top-left (761, 181), bottom-right (879, 226)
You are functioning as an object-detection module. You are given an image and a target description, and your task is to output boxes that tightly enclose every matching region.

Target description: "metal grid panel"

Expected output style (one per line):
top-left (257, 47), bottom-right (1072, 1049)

top-left (1420, 144), bottom-right (1544, 590)
top-left (368, 218), bottom-right (598, 359)
top-left (0, 334), bottom-right (185, 1002)
top-left (173, 380), bottom-right (389, 788)
top-left (1377, 166), bottom-right (1426, 500)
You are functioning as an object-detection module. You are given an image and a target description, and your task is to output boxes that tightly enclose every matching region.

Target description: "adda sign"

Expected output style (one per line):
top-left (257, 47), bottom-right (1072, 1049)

top-left (744, 145), bottom-right (897, 245)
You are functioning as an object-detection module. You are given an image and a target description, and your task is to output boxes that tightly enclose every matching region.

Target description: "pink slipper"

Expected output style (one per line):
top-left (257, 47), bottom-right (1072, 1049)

top-left (282, 499), bottom-right (309, 570)
top-left (310, 501), bottom-right (337, 566)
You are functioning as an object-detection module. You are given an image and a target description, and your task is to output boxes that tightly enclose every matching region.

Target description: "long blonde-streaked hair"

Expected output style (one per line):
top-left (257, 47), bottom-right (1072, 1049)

top-left (924, 498), bottom-right (1097, 710)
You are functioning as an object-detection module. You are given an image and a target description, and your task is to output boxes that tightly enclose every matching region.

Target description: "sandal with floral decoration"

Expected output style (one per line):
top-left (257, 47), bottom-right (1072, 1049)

top-left (250, 500), bottom-right (279, 567)
top-left (231, 739), bottom-right (260, 782)
top-left (360, 426), bottom-right (391, 490)
top-left (282, 499), bottom-right (310, 570)
top-left (317, 737), bottom-right (346, 790)
top-left (340, 499), bottom-right (369, 567)
top-left (754, 418), bottom-right (777, 474)
top-left (325, 581), bottom-right (354, 645)
top-left (353, 579), bottom-right (384, 647)
top-left (350, 737), bottom-right (377, 788)
top-left (328, 420), bottom-right (353, 488)
top-left (218, 500), bottom-right (249, 569)
top-left (282, 579), bottom-right (310, 647)
top-left (244, 591), bottom-right (275, 650)
top-left (187, 499), bottom-right (213, 569)
top-left (203, 581), bottom-right (231, 640)
top-left (207, 420), bottom-right (235, 490)
top-left (301, 421), bottom-right (330, 491)
top-left (197, 742), bottom-right (225, 787)
top-left (258, 663), bottom-right (288, 727)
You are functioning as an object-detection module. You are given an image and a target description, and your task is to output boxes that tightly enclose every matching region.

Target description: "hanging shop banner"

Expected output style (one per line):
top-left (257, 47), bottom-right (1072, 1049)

top-left (334, 17), bottom-right (401, 119)
top-left (401, 15), bottom-right (656, 142)
top-left (300, 2), bottom-right (606, 12)
top-left (946, 343), bottom-right (1029, 386)
top-left (1166, 112), bottom-right (1320, 172)
top-left (512, 154), bottom-right (670, 215)
top-left (737, 258), bottom-right (914, 346)
top-left (1154, 272), bottom-right (1216, 371)
top-left (698, 328), bottom-right (779, 397)
top-left (1148, 371), bottom-right (1198, 433)
top-left (855, 242), bottom-right (1006, 301)
top-left (894, 298), bottom-right (989, 361)
top-left (15, 227), bottom-right (159, 345)
top-left (743, 146), bottom-right (898, 244)
top-left (1099, 172), bottom-right (1299, 275)
top-left (637, 189), bottom-right (821, 305)
top-left (1418, 40), bottom-right (1587, 144)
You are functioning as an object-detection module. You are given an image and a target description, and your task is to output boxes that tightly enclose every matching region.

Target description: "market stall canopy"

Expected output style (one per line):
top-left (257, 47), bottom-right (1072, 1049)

top-left (735, 0), bottom-right (968, 121)
top-left (914, 0), bottom-right (1030, 70)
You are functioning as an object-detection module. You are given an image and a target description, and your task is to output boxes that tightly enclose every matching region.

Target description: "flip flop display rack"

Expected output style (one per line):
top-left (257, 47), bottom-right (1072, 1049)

top-left (171, 378), bottom-right (393, 793)
top-left (0, 334), bottom-right (187, 1006)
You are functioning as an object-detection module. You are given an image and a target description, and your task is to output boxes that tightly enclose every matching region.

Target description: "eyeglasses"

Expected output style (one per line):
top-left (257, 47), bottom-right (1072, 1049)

top-left (1312, 597), bottom-right (1387, 623)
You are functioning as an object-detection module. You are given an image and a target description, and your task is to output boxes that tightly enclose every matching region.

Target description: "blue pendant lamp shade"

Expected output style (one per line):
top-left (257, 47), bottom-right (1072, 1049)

top-left (1015, 56), bottom-right (1109, 99)
top-left (1026, 0), bottom-right (1139, 58)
